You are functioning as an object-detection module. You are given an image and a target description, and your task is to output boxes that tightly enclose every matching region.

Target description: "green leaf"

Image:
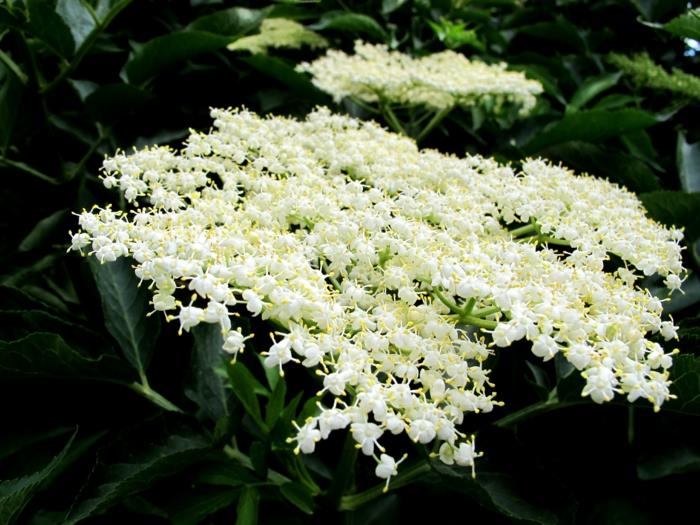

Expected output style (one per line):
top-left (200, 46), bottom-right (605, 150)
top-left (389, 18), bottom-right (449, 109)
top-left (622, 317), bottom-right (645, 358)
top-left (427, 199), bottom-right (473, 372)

top-left (515, 20), bottom-right (586, 53)
top-left (65, 435), bottom-right (210, 524)
top-left (279, 481), bottom-right (314, 514)
top-left (664, 9), bottom-right (700, 40)
top-left (0, 430), bottom-right (76, 525)
top-left (639, 191), bottom-right (700, 240)
top-left (567, 71), bottom-right (622, 113)
top-left (187, 6), bottom-right (267, 36)
top-left (169, 487), bottom-right (240, 525)
top-left (0, 332), bottom-right (129, 381)
top-left (88, 257), bottom-right (161, 379)
top-left (677, 131), bottom-right (700, 193)
top-left (638, 445), bottom-right (700, 480)
top-left (249, 441), bottom-right (267, 479)
top-left (241, 55), bottom-right (326, 104)
top-left (265, 375), bottom-right (286, 428)
top-left (312, 12), bottom-right (387, 41)
top-left (667, 353), bottom-right (700, 414)
top-left (621, 129), bottom-right (661, 169)
top-left (0, 63), bottom-right (22, 153)
top-left (542, 141), bottom-right (661, 193)
top-left (591, 94), bottom-right (641, 111)
top-left (430, 465), bottom-right (558, 525)
top-left (382, 0), bottom-right (408, 15)
top-left (56, 0), bottom-right (97, 50)
top-left (18, 209), bottom-right (69, 252)
top-left (235, 486), bottom-right (259, 525)
top-left (26, 0), bottom-right (75, 58)
top-left (125, 31), bottom-right (232, 85)
top-left (187, 324), bottom-right (229, 422)
top-left (522, 109), bottom-right (658, 155)
top-left (84, 83), bottom-right (153, 123)
top-left (226, 360), bottom-right (268, 432)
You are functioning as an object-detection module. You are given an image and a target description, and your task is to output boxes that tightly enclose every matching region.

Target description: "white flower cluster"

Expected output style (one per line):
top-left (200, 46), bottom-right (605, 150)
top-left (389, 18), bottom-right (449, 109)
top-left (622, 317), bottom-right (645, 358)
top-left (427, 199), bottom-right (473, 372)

top-left (71, 108), bottom-right (683, 484)
top-left (296, 41), bottom-right (543, 115)
top-left (228, 18), bottom-right (328, 55)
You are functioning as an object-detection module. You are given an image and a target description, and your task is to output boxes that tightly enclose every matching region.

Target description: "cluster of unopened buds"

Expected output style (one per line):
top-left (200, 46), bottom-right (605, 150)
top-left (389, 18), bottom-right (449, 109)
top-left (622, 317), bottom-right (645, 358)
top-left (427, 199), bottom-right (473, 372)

top-left (71, 107), bottom-right (684, 488)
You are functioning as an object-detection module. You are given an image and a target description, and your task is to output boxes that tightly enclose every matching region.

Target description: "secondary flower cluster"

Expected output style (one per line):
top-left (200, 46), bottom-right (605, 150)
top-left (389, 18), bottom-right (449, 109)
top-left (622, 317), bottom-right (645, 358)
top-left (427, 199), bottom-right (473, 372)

top-left (296, 41), bottom-right (543, 115)
top-left (71, 108), bottom-right (683, 485)
top-left (228, 18), bottom-right (328, 55)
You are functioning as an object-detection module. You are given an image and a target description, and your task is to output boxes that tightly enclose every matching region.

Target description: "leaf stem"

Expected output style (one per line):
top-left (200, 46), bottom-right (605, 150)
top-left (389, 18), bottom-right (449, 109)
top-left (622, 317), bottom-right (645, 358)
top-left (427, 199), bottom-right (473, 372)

top-left (129, 381), bottom-right (183, 413)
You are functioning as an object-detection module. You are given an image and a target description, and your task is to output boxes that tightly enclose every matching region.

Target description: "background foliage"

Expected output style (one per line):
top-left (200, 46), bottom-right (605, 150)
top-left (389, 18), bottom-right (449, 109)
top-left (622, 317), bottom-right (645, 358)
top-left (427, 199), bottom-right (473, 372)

top-left (1, 0), bottom-right (700, 523)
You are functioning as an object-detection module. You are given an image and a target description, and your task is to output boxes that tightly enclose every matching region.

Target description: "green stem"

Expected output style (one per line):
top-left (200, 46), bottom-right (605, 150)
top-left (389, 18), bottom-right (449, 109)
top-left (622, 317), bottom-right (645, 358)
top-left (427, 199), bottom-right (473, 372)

top-left (349, 96), bottom-right (380, 114)
top-left (509, 223), bottom-right (538, 238)
top-left (461, 297), bottom-right (476, 316)
top-left (460, 315), bottom-right (498, 330)
top-left (339, 462), bottom-right (431, 511)
top-left (415, 107), bottom-right (452, 142)
top-left (0, 157), bottom-right (59, 184)
top-left (471, 305), bottom-right (501, 317)
top-left (223, 444), bottom-right (290, 485)
top-left (321, 260), bottom-right (342, 292)
top-left (432, 288), bottom-right (461, 315)
top-left (381, 104), bottom-right (407, 135)
top-left (129, 381), bottom-right (183, 413)
top-left (539, 236), bottom-right (571, 246)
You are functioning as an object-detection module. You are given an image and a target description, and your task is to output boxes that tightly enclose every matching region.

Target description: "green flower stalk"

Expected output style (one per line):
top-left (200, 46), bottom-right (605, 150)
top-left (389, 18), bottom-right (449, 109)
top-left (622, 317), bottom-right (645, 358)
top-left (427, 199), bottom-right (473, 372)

top-left (296, 41), bottom-right (543, 139)
top-left (608, 52), bottom-right (700, 102)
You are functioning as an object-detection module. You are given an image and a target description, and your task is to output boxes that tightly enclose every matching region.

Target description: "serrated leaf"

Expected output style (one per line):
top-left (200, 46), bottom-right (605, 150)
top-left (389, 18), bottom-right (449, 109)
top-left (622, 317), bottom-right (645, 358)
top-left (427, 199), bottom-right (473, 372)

top-left (226, 360), bottom-right (268, 432)
top-left (265, 375), bottom-right (286, 428)
top-left (638, 446), bottom-right (700, 480)
top-left (591, 94), bottom-right (641, 111)
top-left (664, 9), bottom-right (700, 40)
top-left (429, 464), bottom-right (558, 525)
top-left (677, 131), bottom-right (700, 193)
top-left (567, 71), bottom-right (622, 113)
top-left (168, 487), bottom-right (240, 525)
top-left (18, 209), bottom-right (68, 252)
top-left (65, 435), bottom-right (210, 524)
top-left (542, 141), bottom-right (661, 193)
top-left (515, 20), bottom-right (586, 53)
top-left (0, 332), bottom-right (129, 381)
top-left (668, 354), bottom-right (700, 414)
top-left (56, 0), bottom-right (97, 51)
top-left (639, 191), bottom-right (700, 240)
top-left (236, 486), bottom-right (259, 525)
top-left (188, 324), bottom-right (229, 422)
top-left (125, 31), bottom-right (232, 85)
top-left (0, 430), bottom-right (76, 525)
top-left (241, 55), bottom-right (327, 104)
top-left (522, 109), bottom-right (659, 155)
top-left (88, 258), bottom-right (160, 378)
top-left (187, 6), bottom-right (267, 36)
top-left (84, 83), bottom-right (153, 123)
top-left (26, 0), bottom-right (75, 58)
top-left (312, 12), bottom-right (387, 41)
top-left (279, 481), bottom-right (314, 514)
top-left (0, 62), bottom-right (22, 153)
top-left (382, 0), bottom-right (408, 14)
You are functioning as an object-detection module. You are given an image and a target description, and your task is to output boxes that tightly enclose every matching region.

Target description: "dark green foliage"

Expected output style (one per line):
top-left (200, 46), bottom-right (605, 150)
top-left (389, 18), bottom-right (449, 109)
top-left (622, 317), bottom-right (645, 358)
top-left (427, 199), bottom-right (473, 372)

top-left (1, 1), bottom-right (700, 523)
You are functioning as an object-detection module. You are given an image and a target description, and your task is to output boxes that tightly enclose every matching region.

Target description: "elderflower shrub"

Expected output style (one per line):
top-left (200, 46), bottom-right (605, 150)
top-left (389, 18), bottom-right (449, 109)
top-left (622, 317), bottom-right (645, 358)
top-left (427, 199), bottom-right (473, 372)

top-left (71, 108), bottom-right (684, 486)
top-left (227, 18), bottom-right (328, 55)
top-left (296, 41), bottom-right (543, 115)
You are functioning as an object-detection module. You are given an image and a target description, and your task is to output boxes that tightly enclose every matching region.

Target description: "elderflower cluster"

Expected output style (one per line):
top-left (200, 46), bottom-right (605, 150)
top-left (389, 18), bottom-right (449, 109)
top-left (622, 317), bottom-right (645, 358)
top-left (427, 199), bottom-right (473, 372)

top-left (71, 108), bottom-right (684, 484)
top-left (296, 41), bottom-right (543, 115)
top-left (228, 18), bottom-right (328, 55)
